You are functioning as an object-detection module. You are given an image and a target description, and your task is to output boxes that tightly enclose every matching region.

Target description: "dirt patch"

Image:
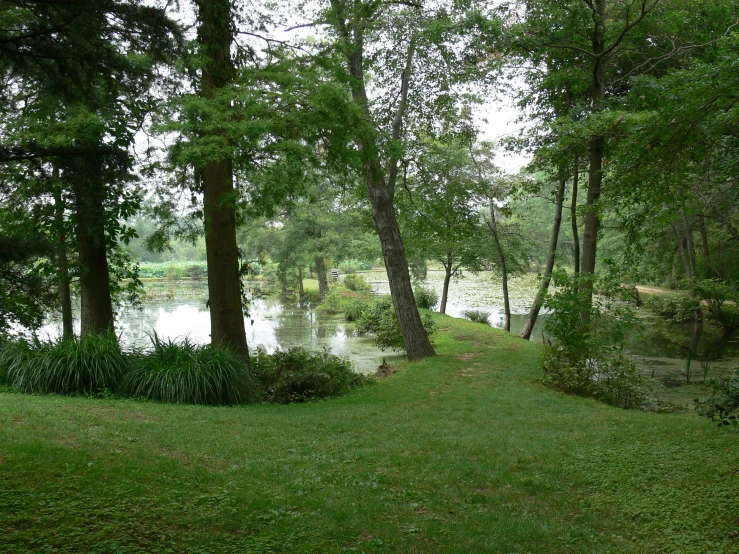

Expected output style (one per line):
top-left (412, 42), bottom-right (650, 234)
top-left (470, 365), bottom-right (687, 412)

top-left (455, 353), bottom-right (478, 361)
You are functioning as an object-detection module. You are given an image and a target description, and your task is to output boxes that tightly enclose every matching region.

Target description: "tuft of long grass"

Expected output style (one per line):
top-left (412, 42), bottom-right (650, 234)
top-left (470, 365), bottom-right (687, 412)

top-left (464, 309), bottom-right (491, 325)
top-left (0, 334), bottom-right (128, 394)
top-left (125, 335), bottom-right (256, 405)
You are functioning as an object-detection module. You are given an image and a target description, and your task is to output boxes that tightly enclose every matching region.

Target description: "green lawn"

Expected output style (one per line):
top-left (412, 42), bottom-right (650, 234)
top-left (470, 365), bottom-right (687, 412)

top-left (1, 315), bottom-right (737, 553)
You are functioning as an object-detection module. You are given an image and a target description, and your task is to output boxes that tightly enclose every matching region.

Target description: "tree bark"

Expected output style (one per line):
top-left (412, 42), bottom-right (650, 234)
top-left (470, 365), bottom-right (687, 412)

top-left (197, 0), bottom-right (249, 358)
top-left (440, 258), bottom-right (452, 315)
top-left (53, 180), bottom-right (74, 340)
top-left (73, 155), bottom-right (115, 337)
top-left (520, 177), bottom-right (566, 340)
top-left (673, 222), bottom-right (693, 280)
top-left (315, 256), bottom-right (328, 296)
top-left (571, 160), bottom-right (580, 274)
top-left (579, 0), bottom-right (607, 308)
top-left (681, 209), bottom-right (697, 280)
top-left (298, 266), bottom-right (305, 297)
top-left (333, 13), bottom-right (434, 360)
top-left (487, 200), bottom-right (510, 332)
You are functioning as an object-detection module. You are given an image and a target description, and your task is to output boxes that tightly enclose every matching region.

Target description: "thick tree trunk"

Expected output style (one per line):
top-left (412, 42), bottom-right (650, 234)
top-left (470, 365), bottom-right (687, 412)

top-left (315, 256), bottom-right (328, 296)
top-left (571, 162), bottom-right (580, 274)
top-left (53, 184), bottom-right (74, 340)
top-left (673, 223), bottom-right (693, 280)
top-left (698, 215), bottom-right (720, 277)
top-left (488, 201), bottom-right (510, 332)
top-left (73, 156), bottom-right (114, 337)
top-left (520, 177), bottom-right (566, 340)
top-left (197, 0), bottom-right (248, 358)
top-left (439, 261), bottom-right (452, 315)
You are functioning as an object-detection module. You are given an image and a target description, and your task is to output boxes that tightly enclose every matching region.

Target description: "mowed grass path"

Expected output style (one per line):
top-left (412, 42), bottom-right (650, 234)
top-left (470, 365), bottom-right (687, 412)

top-left (1, 315), bottom-right (737, 553)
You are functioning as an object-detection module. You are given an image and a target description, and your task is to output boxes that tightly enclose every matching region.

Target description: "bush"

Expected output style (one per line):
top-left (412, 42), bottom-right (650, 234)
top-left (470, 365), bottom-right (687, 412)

top-left (541, 270), bottom-right (651, 409)
top-left (338, 261), bottom-right (360, 274)
top-left (414, 285), bottom-right (439, 310)
top-left (464, 309), bottom-right (490, 325)
top-left (318, 289), bottom-right (345, 315)
top-left (251, 347), bottom-right (366, 404)
top-left (694, 279), bottom-right (739, 334)
top-left (125, 336), bottom-right (255, 405)
top-left (356, 297), bottom-right (435, 352)
top-left (695, 370), bottom-right (739, 431)
top-left (643, 292), bottom-right (699, 323)
top-left (0, 334), bottom-right (128, 395)
top-left (343, 274), bottom-right (372, 292)
top-left (343, 297), bottom-right (374, 322)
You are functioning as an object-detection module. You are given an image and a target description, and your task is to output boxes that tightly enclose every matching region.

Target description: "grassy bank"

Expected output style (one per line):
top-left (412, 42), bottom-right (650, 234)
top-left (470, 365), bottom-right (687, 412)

top-left (1, 316), bottom-right (737, 553)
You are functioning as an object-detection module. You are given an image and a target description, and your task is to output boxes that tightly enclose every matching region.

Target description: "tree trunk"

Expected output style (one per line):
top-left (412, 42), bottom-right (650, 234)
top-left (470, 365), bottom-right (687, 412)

top-left (197, 0), bottom-right (248, 358)
top-left (298, 266), bottom-right (305, 297)
top-left (488, 201), bottom-right (510, 332)
top-left (53, 180), bottom-right (74, 340)
top-left (73, 155), bottom-right (115, 337)
top-left (571, 160), bottom-right (580, 274)
top-left (698, 214), bottom-right (720, 278)
top-left (337, 22), bottom-right (433, 360)
top-left (520, 177), bottom-right (566, 340)
top-left (579, 0), bottom-right (606, 308)
top-left (673, 222), bottom-right (693, 280)
top-left (681, 209), bottom-right (697, 280)
top-left (439, 260), bottom-right (452, 315)
top-left (672, 246), bottom-right (680, 280)
top-left (315, 256), bottom-right (328, 295)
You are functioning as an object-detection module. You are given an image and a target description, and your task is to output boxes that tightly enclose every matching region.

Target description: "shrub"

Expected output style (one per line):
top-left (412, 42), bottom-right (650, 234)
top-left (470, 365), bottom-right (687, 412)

top-left (125, 336), bottom-right (255, 405)
top-left (695, 370), bottom-right (739, 431)
top-left (1, 334), bottom-right (128, 395)
top-left (356, 297), bottom-right (435, 352)
top-left (414, 285), bottom-right (439, 310)
top-left (464, 309), bottom-right (490, 325)
top-left (338, 261), bottom-right (360, 274)
top-left (643, 292), bottom-right (699, 323)
top-left (318, 289), bottom-right (345, 315)
top-left (343, 297), bottom-right (374, 322)
top-left (694, 279), bottom-right (739, 334)
top-left (541, 270), bottom-right (651, 409)
top-left (251, 347), bottom-right (366, 404)
top-left (343, 274), bottom-right (372, 292)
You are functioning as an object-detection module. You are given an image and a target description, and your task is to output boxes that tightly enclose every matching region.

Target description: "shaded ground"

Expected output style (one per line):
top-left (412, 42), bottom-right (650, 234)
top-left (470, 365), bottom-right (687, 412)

top-left (1, 315), bottom-right (737, 553)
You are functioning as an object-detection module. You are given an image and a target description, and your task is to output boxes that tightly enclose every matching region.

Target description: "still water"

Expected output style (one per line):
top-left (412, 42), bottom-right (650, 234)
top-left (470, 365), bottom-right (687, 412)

top-left (37, 269), bottom-right (738, 376)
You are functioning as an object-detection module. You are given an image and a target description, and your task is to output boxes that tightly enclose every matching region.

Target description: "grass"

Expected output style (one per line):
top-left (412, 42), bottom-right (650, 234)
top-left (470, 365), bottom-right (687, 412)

top-left (1, 315), bottom-right (737, 553)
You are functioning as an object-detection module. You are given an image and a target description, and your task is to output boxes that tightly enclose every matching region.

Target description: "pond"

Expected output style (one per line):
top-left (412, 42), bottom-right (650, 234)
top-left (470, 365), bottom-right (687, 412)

top-left (36, 269), bottom-right (738, 384)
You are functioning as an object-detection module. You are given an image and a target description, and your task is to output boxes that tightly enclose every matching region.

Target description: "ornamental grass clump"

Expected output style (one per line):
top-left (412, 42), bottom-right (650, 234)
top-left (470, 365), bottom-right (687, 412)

top-left (0, 334), bottom-right (128, 395)
top-left (125, 335), bottom-right (256, 405)
top-left (464, 309), bottom-right (491, 325)
top-left (251, 347), bottom-right (366, 404)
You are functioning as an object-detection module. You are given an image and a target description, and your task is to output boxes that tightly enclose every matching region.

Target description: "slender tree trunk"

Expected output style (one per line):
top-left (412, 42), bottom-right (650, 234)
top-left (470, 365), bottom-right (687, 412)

top-left (73, 155), bottom-right (115, 337)
top-left (681, 209), bottom-right (697, 280)
top-left (579, 1), bottom-right (606, 309)
top-left (672, 246), bottom-right (680, 280)
top-left (336, 21), bottom-right (433, 360)
top-left (298, 266), bottom-right (305, 297)
top-left (571, 160), bottom-right (580, 274)
top-left (673, 222), bottom-right (693, 280)
top-left (697, 213), bottom-right (720, 278)
top-left (197, 0), bottom-right (248, 358)
top-left (520, 177), bottom-right (566, 339)
top-left (53, 182), bottom-right (74, 340)
top-left (439, 259), bottom-right (452, 315)
top-left (488, 201), bottom-right (510, 332)
top-left (315, 256), bottom-right (328, 296)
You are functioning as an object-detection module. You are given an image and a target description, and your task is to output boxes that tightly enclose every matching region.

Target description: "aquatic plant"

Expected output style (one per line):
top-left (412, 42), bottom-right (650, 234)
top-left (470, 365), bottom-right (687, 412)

top-left (464, 310), bottom-right (490, 325)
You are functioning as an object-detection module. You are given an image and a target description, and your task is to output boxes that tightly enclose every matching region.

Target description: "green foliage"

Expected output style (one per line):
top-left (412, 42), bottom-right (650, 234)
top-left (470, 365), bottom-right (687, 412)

top-left (338, 260), bottom-right (371, 274)
top-left (695, 370), bottom-right (739, 432)
top-left (356, 297), bottom-right (436, 352)
top-left (414, 285), bottom-right (439, 310)
top-left (0, 334), bottom-right (128, 395)
top-left (126, 336), bottom-right (255, 406)
top-left (693, 279), bottom-right (739, 334)
top-left (317, 289), bottom-right (345, 315)
top-left (643, 292), bottom-right (699, 323)
top-left (542, 270), bottom-right (651, 409)
top-left (251, 347), bottom-right (366, 404)
top-left (342, 274), bottom-right (371, 292)
top-left (463, 309), bottom-right (490, 325)
top-left (138, 261), bottom-right (208, 280)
